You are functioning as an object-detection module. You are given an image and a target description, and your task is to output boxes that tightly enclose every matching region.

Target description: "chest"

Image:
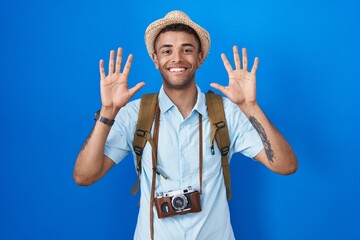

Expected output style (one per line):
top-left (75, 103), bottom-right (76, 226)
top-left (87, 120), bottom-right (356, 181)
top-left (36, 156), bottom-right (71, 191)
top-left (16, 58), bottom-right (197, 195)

top-left (139, 111), bottom-right (223, 192)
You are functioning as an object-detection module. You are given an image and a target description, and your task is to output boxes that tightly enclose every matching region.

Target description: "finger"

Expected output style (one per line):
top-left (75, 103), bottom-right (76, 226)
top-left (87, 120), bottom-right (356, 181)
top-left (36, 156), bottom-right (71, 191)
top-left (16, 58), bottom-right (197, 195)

top-left (221, 53), bottom-right (233, 73)
top-left (210, 83), bottom-right (227, 95)
top-left (99, 59), bottom-right (106, 79)
top-left (233, 46), bottom-right (241, 70)
top-left (115, 47), bottom-right (123, 73)
top-left (251, 57), bottom-right (259, 74)
top-left (129, 82), bottom-right (146, 96)
top-left (108, 50), bottom-right (115, 74)
top-left (122, 54), bottom-right (133, 76)
top-left (242, 48), bottom-right (248, 71)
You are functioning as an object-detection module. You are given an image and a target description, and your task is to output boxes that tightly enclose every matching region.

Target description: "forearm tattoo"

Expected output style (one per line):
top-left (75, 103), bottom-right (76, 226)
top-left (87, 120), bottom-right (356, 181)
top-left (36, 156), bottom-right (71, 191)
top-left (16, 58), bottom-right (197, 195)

top-left (249, 116), bottom-right (274, 162)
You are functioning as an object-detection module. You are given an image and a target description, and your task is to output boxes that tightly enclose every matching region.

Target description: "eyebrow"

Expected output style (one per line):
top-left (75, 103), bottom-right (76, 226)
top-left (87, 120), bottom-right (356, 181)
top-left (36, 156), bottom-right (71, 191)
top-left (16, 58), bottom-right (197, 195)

top-left (159, 43), bottom-right (196, 49)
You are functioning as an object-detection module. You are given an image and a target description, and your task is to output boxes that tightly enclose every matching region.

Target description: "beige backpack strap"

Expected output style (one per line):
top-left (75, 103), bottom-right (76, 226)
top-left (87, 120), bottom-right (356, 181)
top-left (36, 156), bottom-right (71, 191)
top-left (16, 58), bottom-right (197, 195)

top-left (131, 93), bottom-right (158, 195)
top-left (205, 91), bottom-right (232, 200)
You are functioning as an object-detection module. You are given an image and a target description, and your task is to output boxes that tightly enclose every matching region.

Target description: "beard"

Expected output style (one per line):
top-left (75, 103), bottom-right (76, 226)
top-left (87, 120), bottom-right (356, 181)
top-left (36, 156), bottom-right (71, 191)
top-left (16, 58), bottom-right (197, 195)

top-left (159, 71), bottom-right (196, 90)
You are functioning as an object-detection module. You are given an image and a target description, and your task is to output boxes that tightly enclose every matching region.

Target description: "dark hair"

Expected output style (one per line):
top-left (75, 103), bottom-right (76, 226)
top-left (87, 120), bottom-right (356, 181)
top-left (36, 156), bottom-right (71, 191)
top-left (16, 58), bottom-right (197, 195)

top-left (153, 23), bottom-right (202, 53)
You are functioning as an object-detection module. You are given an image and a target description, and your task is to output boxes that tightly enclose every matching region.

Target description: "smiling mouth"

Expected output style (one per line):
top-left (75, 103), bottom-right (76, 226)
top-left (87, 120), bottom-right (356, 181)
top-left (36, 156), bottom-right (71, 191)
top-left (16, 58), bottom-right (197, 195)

top-left (169, 67), bottom-right (186, 73)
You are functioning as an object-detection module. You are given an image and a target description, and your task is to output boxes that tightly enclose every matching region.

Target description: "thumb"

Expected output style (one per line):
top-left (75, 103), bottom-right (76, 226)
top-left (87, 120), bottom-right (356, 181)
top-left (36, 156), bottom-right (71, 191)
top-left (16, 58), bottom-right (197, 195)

top-left (210, 83), bottom-right (227, 95)
top-left (129, 82), bottom-right (146, 96)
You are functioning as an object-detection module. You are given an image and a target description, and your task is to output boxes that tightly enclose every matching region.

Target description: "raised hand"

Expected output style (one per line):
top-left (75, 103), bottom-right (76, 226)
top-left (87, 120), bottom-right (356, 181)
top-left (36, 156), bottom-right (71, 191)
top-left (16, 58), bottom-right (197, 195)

top-left (99, 48), bottom-right (145, 115)
top-left (210, 46), bottom-right (259, 106)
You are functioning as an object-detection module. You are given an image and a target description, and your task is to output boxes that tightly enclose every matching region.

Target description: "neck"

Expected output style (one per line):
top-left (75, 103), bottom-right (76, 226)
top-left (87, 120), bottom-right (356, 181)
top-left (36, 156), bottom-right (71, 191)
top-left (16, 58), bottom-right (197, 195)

top-left (163, 84), bottom-right (198, 119)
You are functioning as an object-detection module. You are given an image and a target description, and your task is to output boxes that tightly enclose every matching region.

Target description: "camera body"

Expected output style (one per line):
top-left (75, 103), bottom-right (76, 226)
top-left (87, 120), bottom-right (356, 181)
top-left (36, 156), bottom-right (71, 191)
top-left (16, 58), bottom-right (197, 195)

top-left (154, 186), bottom-right (201, 219)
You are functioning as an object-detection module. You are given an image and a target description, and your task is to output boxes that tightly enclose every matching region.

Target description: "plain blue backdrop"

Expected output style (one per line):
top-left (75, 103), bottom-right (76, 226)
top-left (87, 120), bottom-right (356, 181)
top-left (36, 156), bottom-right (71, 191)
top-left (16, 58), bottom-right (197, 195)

top-left (1, 0), bottom-right (359, 239)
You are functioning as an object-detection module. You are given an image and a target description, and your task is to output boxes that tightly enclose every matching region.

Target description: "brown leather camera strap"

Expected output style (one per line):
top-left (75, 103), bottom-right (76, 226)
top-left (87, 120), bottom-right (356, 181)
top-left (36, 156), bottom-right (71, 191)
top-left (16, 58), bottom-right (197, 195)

top-left (199, 114), bottom-right (203, 195)
top-left (150, 104), bottom-right (160, 240)
top-left (149, 109), bottom-right (203, 240)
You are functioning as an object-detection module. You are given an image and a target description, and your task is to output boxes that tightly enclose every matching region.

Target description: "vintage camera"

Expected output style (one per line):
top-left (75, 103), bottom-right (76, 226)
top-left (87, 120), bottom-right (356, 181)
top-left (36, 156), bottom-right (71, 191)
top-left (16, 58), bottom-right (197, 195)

top-left (154, 186), bottom-right (201, 219)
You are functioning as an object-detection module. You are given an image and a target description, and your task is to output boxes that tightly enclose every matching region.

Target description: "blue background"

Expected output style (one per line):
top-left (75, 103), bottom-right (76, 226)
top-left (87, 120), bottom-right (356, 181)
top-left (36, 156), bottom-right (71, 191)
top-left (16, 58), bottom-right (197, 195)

top-left (1, 0), bottom-right (359, 239)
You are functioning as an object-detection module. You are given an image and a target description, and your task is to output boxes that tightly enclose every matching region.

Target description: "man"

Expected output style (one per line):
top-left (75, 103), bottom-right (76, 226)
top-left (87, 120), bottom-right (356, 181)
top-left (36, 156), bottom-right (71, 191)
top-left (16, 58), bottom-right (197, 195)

top-left (74, 10), bottom-right (297, 240)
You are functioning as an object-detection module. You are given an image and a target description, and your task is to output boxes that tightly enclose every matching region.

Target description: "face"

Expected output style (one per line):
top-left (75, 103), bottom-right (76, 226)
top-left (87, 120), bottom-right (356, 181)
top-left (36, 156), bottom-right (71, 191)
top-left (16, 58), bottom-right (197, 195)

top-left (152, 31), bottom-right (204, 90)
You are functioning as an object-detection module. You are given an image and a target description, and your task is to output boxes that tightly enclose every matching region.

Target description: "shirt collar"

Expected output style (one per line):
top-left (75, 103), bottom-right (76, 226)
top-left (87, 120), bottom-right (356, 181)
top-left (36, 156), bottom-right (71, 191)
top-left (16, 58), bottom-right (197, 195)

top-left (158, 85), bottom-right (207, 118)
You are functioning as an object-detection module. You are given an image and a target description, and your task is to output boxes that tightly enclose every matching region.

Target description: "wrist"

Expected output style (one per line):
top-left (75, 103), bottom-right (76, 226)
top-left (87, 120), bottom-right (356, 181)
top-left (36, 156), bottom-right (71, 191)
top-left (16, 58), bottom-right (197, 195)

top-left (237, 101), bottom-right (259, 117)
top-left (94, 109), bottom-right (116, 126)
top-left (99, 107), bottom-right (120, 119)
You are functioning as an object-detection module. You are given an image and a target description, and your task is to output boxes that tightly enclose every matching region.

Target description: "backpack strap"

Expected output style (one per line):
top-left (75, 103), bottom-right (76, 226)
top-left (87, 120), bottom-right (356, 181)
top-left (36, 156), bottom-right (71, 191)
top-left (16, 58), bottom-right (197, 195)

top-left (131, 93), bottom-right (158, 195)
top-left (205, 91), bottom-right (232, 200)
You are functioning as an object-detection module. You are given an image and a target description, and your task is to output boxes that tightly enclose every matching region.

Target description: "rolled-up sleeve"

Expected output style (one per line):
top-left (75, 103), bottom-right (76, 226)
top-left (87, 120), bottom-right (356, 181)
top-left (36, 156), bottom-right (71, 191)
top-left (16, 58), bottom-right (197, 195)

top-left (104, 100), bottom-right (140, 164)
top-left (224, 98), bottom-right (264, 159)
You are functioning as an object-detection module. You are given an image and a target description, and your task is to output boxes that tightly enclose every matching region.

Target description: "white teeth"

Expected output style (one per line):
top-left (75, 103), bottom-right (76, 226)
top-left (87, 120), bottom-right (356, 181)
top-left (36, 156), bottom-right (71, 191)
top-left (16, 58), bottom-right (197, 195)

top-left (169, 68), bottom-right (185, 72)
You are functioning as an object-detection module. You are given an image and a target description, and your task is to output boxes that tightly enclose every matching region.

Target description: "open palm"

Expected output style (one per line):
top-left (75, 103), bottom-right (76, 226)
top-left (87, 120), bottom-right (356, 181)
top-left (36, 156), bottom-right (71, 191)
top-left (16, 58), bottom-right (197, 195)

top-left (211, 46), bottom-right (259, 105)
top-left (100, 48), bottom-right (145, 112)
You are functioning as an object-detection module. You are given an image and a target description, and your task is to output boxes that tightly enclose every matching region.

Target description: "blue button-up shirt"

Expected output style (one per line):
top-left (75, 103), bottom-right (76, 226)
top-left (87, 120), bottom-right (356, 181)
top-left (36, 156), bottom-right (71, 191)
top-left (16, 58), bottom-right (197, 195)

top-left (104, 86), bottom-right (263, 240)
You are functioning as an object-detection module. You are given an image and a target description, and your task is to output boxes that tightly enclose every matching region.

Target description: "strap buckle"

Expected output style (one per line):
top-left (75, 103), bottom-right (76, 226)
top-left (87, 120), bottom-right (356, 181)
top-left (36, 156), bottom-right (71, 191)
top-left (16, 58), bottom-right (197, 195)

top-left (134, 145), bottom-right (143, 156)
top-left (215, 121), bottom-right (225, 129)
top-left (220, 146), bottom-right (230, 156)
top-left (136, 129), bottom-right (147, 137)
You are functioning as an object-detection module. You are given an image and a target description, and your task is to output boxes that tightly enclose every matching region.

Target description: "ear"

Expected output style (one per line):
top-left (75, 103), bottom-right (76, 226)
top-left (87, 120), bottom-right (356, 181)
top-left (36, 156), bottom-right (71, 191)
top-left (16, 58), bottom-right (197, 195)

top-left (196, 51), bottom-right (205, 68)
top-left (151, 52), bottom-right (159, 69)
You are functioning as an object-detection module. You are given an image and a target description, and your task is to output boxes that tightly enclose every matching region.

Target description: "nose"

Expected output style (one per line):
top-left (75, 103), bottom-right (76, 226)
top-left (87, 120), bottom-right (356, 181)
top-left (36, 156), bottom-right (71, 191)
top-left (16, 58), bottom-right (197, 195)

top-left (172, 50), bottom-right (183, 63)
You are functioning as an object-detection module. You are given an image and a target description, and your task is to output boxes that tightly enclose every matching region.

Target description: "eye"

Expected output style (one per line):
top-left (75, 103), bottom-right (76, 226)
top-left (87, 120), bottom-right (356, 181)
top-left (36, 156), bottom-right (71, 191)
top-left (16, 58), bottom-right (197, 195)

top-left (183, 48), bottom-right (194, 54)
top-left (161, 49), bottom-right (171, 55)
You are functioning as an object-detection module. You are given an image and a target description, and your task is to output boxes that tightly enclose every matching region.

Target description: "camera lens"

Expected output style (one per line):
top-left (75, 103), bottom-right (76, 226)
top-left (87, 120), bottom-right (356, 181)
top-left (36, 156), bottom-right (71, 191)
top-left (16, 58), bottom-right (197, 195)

top-left (172, 195), bottom-right (188, 211)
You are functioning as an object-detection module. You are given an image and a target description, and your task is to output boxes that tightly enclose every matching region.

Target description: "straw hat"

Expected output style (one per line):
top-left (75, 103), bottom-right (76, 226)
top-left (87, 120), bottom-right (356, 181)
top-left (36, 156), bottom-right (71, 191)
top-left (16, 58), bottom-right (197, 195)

top-left (144, 10), bottom-right (211, 60)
